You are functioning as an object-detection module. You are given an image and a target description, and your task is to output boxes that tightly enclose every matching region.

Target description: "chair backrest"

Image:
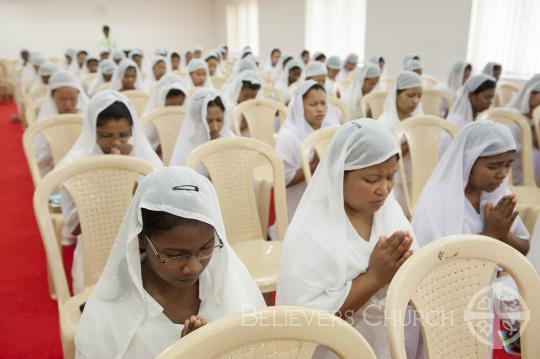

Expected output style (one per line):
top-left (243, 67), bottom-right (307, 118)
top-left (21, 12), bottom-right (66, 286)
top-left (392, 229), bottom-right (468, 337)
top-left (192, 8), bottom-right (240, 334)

top-left (96, 82), bottom-right (111, 93)
top-left (336, 78), bottom-right (352, 98)
top-left (186, 137), bottom-right (288, 245)
top-left (33, 155), bottom-right (155, 304)
top-left (361, 91), bottom-right (387, 119)
top-left (394, 115), bottom-right (457, 216)
top-left (421, 89), bottom-right (454, 117)
top-left (262, 84), bottom-right (285, 104)
top-left (301, 126), bottom-right (339, 183)
top-left (27, 85), bottom-right (48, 102)
top-left (173, 70), bottom-right (187, 79)
top-left (23, 114), bottom-right (84, 186)
top-left (141, 106), bottom-right (185, 165)
top-left (232, 99), bottom-right (288, 147)
top-left (121, 90), bottom-right (150, 117)
top-left (211, 76), bottom-right (227, 90)
top-left (156, 306), bottom-right (377, 359)
top-left (48, 56), bottom-right (62, 64)
top-left (379, 76), bottom-right (393, 92)
top-left (25, 96), bottom-right (45, 127)
top-left (257, 69), bottom-right (275, 85)
top-left (327, 95), bottom-right (351, 123)
top-left (386, 234), bottom-right (540, 359)
top-left (81, 73), bottom-right (97, 89)
top-left (497, 83), bottom-right (520, 107)
top-left (478, 108), bottom-right (535, 186)
top-left (421, 74), bottom-right (438, 89)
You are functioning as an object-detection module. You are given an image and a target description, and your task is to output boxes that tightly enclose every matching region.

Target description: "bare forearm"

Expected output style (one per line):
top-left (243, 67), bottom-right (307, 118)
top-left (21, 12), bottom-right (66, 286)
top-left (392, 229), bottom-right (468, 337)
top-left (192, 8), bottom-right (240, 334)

top-left (286, 168), bottom-right (305, 187)
top-left (337, 271), bottom-right (383, 318)
top-left (504, 234), bottom-right (529, 255)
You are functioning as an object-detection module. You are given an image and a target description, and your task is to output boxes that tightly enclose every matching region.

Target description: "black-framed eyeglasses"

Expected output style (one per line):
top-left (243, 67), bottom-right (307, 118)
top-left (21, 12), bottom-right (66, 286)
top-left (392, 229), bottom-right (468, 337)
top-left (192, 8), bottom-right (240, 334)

top-left (145, 232), bottom-right (223, 268)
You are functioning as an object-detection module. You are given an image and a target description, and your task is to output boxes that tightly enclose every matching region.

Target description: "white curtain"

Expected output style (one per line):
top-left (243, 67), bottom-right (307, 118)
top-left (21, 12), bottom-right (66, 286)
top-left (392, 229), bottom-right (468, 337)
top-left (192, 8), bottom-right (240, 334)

top-left (304, 0), bottom-right (367, 59)
top-left (226, 0), bottom-right (259, 56)
top-left (467, 0), bottom-right (540, 79)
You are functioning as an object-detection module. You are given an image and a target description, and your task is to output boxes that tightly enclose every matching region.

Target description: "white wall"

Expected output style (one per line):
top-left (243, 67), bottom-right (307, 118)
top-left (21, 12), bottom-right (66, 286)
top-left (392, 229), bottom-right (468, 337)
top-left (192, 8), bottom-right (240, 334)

top-left (0, 0), bottom-right (216, 58)
top-left (365, 0), bottom-right (472, 80)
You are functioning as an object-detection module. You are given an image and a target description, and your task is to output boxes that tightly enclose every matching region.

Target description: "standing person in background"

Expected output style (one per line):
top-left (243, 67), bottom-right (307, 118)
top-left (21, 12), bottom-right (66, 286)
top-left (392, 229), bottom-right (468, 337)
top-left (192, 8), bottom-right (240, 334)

top-left (98, 25), bottom-right (117, 51)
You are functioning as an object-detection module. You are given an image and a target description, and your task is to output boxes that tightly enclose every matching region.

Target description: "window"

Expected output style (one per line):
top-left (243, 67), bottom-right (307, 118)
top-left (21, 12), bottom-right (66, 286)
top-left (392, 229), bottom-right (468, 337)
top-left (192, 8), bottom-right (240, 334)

top-left (226, 0), bottom-right (259, 56)
top-left (467, 0), bottom-right (540, 79)
top-left (305, 0), bottom-right (367, 59)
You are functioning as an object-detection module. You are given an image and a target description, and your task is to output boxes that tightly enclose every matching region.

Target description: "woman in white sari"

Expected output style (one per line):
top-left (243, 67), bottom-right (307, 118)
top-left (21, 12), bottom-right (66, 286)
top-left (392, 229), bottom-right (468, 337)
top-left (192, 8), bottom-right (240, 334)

top-left (506, 75), bottom-right (540, 184)
top-left (276, 80), bottom-right (336, 221)
top-left (87, 59), bottom-right (117, 96)
top-left (276, 118), bottom-right (422, 359)
top-left (275, 58), bottom-right (303, 104)
top-left (341, 63), bottom-right (381, 119)
top-left (412, 121), bottom-right (531, 304)
top-left (184, 59), bottom-right (214, 92)
top-left (169, 89), bottom-right (233, 167)
top-left (378, 71), bottom-right (423, 210)
top-left (59, 90), bottom-right (163, 293)
top-left (143, 55), bottom-right (168, 90)
top-left (110, 59), bottom-right (144, 92)
top-left (75, 166), bottom-right (265, 359)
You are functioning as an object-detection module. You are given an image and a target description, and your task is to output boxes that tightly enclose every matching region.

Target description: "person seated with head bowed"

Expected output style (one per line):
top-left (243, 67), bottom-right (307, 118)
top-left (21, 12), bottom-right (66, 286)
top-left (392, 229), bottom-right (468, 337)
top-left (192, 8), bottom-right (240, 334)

top-left (342, 63), bottom-right (381, 119)
top-left (277, 118), bottom-right (422, 359)
top-left (110, 59), bottom-right (144, 92)
top-left (75, 166), bottom-right (265, 359)
top-left (58, 90), bottom-right (163, 294)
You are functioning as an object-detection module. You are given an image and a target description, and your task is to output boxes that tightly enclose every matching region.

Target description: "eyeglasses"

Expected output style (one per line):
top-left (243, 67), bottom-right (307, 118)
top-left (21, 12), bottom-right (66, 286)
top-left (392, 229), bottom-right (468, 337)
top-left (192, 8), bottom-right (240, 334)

top-left (145, 233), bottom-right (223, 268)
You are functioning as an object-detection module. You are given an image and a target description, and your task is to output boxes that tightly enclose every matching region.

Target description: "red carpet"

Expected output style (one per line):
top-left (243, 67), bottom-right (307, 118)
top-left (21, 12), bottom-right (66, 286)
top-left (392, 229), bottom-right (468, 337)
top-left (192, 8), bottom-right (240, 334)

top-left (0, 102), bottom-right (63, 358)
top-left (0, 101), bottom-right (518, 358)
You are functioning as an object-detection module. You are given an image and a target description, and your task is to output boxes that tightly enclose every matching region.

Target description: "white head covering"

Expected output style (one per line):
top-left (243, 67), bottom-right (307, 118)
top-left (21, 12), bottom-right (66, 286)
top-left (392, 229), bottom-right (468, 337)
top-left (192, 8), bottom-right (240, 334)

top-left (345, 53), bottom-right (359, 64)
top-left (299, 61), bottom-right (327, 82)
top-left (401, 54), bottom-right (419, 67)
top-left (99, 48), bottom-right (110, 56)
top-left (110, 59), bottom-right (143, 91)
top-left (112, 50), bottom-right (126, 63)
top-left (507, 74), bottom-right (540, 114)
top-left (87, 59), bottom-right (117, 96)
top-left (59, 90), bottom-right (162, 168)
top-left (326, 55), bottom-right (342, 70)
top-left (311, 51), bottom-right (325, 61)
top-left (223, 69), bottom-right (262, 108)
top-left (342, 63), bottom-right (381, 119)
top-left (378, 71), bottom-right (423, 129)
top-left (75, 166), bottom-right (265, 359)
top-left (240, 46), bottom-right (252, 59)
top-left (80, 54), bottom-right (99, 75)
top-left (447, 74), bottom-right (495, 129)
top-left (446, 60), bottom-right (470, 97)
top-left (184, 59), bottom-right (214, 90)
top-left (129, 49), bottom-right (143, 60)
top-left (38, 62), bottom-right (58, 77)
top-left (170, 89), bottom-right (233, 166)
top-left (276, 58), bottom-right (303, 102)
top-left (143, 55), bottom-right (168, 89)
top-left (143, 74), bottom-right (184, 115)
top-left (61, 49), bottom-right (76, 70)
top-left (412, 120), bottom-right (526, 246)
top-left (403, 59), bottom-right (422, 72)
top-left (263, 48), bottom-right (281, 78)
top-left (369, 55), bottom-right (384, 65)
top-left (31, 53), bottom-right (47, 68)
top-left (276, 118), bottom-right (413, 309)
top-left (37, 70), bottom-right (89, 121)
top-left (154, 48), bottom-right (168, 57)
top-left (482, 62), bottom-right (501, 77)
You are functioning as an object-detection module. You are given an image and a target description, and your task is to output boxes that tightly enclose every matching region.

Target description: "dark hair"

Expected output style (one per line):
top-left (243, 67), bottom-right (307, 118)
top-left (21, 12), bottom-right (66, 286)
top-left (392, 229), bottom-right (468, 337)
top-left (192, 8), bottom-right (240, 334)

top-left (205, 55), bottom-right (218, 62)
top-left (77, 50), bottom-right (88, 56)
top-left (314, 53), bottom-right (326, 61)
top-left (413, 55), bottom-right (420, 61)
top-left (166, 88), bottom-right (186, 99)
top-left (271, 48), bottom-right (281, 56)
top-left (282, 56), bottom-right (293, 68)
top-left (493, 64), bottom-right (502, 72)
top-left (241, 52), bottom-right (252, 59)
top-left (87, 58), bottom-right (98, 66)
top-left (472, 79), bottom-right (496, 94)
top-left (301, 50), bottom-right (309, 57)
top-left (302, 83), bottom-right (326, 99)
top-left (141, 208), bottom-right (211, 237)
top-left (125, 65), bottom-right (137, 73)
top-left (207, 96), bottom-right (226, 112)
top-left (241, 80), bottom-right (261, 91)
top-left (171, 52), bottom-right (180, 60)
top-left (103, 25), bottom-right (110, 32)
top-left (96, 101), bottom-right (133, 127)
top-left (465, 64), bottom-right (472, 72)
top-left (289, 66), bottom-right (302, 73)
